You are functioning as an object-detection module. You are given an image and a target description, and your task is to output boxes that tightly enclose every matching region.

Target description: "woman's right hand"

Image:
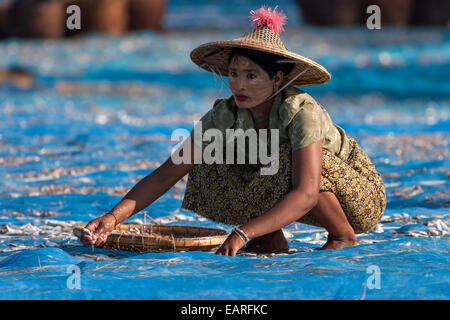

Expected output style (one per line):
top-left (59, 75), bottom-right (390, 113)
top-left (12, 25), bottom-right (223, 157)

top-left (80, 213), bottom-right (117, 247)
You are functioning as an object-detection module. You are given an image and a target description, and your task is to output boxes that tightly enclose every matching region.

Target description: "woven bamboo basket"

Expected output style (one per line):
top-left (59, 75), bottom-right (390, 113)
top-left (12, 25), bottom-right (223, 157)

top-left (73, 224), bottom-right (229, 252)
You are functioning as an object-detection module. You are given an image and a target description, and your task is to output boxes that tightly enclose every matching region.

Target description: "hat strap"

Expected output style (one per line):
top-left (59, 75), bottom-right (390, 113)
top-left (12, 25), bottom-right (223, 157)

top-left (263, 64), bottom-right (312, 103)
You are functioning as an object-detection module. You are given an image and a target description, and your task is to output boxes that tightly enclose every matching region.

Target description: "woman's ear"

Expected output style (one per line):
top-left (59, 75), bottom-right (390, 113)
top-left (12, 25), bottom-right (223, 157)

top-left (273, 70), bottom-right (284, 90)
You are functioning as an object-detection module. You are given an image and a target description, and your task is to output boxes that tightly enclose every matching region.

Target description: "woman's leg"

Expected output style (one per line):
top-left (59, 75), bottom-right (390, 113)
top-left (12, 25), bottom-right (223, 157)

top-left (298, 137), bottom-right (385, 249)
top-left (242, 190), bottom-right (357, 253)
top-left (308, 191), bottom-right (357, 250)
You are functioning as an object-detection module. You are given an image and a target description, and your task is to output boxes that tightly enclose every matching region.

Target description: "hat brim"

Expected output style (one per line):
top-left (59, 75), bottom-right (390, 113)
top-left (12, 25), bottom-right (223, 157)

top-left (190, 40), bottom-right (331, 86)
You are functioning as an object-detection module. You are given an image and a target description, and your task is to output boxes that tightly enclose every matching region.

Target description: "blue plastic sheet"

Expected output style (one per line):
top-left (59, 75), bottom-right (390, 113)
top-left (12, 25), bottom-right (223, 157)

top-left (0, 238), bottom-right (448, 299)
top-left (0, 2), bottom-right (449, 300)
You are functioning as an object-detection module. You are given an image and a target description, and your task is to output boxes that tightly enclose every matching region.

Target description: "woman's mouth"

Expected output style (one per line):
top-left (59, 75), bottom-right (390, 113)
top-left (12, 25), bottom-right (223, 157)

top-left (235, 94), bottom-right (248, 102)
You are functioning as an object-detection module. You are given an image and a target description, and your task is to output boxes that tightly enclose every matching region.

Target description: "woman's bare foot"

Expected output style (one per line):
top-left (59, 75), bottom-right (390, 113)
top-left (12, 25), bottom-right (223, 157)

top-left (319, 234), bottom-right (357, 250)
top-left (242, 229), bottom-right (289, 254)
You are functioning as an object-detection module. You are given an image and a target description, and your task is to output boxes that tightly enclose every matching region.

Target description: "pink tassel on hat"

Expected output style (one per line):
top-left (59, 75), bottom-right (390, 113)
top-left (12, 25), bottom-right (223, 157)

top-left (249, 5), bottom-right (287, 35)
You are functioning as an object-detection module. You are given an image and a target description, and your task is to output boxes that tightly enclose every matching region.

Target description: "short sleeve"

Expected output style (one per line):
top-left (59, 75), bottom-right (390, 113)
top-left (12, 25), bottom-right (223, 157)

top-left (190, 108), bottom-right (215, 150)
top-left (287, 101), bottom-right (326, 151)
top-left (189, 98), bottom-right (235, 149)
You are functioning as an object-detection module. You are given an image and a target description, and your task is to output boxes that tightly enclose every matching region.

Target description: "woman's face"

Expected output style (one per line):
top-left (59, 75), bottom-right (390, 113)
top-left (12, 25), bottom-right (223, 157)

top-left (228, 55), bottom-right (282, 109)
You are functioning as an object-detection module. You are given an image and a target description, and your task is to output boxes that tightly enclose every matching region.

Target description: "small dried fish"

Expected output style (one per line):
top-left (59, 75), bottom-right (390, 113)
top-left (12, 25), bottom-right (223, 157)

top-left (372, 224), bottom-right (384, 233)
top-left (393, 185), bottom-right (423, 199)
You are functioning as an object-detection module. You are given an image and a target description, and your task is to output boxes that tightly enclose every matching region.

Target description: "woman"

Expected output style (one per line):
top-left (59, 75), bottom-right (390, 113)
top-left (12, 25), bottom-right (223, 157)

top-left (81, 6), bottom-right (386, 255)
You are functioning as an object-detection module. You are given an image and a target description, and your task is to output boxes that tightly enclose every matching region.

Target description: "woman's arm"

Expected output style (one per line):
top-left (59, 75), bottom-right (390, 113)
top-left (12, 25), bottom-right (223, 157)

top-left (81, 136), bottom-right (198, 246)
top-left (108, 136), bottom-right (197, 223)
top-left (240, 140), bottom-right (323, 239)
top-left (216, 140), bottom-right (323, 256)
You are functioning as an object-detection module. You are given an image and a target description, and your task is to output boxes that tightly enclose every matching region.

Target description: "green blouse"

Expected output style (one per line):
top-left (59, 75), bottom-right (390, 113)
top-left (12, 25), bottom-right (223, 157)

top-left (190, 86), bottom-right (351, 162)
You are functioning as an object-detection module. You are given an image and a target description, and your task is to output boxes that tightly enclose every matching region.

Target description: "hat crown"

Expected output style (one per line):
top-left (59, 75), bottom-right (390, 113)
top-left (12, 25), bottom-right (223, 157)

top-left (235, 26), bottom-right (286, 51)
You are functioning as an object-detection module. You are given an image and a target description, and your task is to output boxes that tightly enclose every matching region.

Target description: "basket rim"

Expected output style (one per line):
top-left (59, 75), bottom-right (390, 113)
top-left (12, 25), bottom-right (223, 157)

top-left (73, 223), bottom-right (230, 251)
top-left (73, 223), bottom-right (230, 240)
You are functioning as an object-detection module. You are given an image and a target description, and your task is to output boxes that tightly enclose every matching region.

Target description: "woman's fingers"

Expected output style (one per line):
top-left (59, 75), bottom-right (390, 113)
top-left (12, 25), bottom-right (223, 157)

top-left (215, 234), bottom-right (243, 256)
top-left (79, 215), bottom-right (117, 247)
top-left (215, 245), bottom-right (224, 255)
top-left (80, 234), bottom-right (92, 245)
top-left (81, 220), bottom-right (103, 246)
top-left (94, 233), bottom-right (107, 246)
top-left (93, 225), bottom-right (109, 246)
top-left (80, 227), bottom-right (96, 246)
top-left (215, 244), bottom-right (227, 255)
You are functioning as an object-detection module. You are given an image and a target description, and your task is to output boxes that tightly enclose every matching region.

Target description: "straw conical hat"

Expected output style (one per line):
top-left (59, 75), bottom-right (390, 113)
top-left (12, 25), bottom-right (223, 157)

top-left (190, 6), bottom-right (331, 86)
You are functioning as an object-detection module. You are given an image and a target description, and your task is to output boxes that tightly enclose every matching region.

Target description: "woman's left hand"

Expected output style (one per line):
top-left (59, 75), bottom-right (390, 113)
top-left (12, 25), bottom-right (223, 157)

top-left (215, 232), bottom-right (246, 256)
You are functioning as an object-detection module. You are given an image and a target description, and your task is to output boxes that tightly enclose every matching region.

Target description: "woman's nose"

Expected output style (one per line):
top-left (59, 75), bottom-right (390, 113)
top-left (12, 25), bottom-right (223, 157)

top-left (236, 77), bottom-right (247, 90)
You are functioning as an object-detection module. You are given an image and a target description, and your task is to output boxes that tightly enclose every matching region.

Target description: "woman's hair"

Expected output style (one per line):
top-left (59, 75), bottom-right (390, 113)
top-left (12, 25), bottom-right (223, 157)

top-left (227, 47), bottom-right (295, 79)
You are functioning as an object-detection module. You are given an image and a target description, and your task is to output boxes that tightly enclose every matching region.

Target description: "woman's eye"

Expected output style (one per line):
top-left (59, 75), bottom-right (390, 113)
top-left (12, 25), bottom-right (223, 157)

top-left (229, 71), bottom-right (237, 77)
top-left (247, 73), bottom-right (256, 79)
